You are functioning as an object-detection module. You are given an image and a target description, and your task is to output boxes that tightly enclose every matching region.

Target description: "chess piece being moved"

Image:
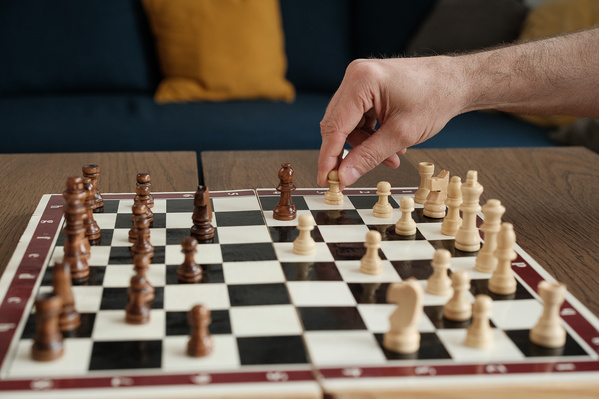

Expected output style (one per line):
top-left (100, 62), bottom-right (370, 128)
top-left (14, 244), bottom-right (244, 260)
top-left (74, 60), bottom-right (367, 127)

top-left (62, 176), bottom-right (90, 283)
top-left (133, 253), bottom-right (155, 302)
top-left (126, 274), bottom-right (151, 324)
top-left (82, 178), bottom-right (101, 242)
top-left (373, 181), bottom-right (393, 218)
top-left (423, 170), bottom-right (449, 218)
top-left (475, 199), bottom-right (506, 273)
top-left (426, 249), bottom-right (452, 296)
top-left (454, 170), bottom-right (484, 252)
top-left (395, 196), bottom-right (416, 236)
top-left (31, 292), bottom-right (64, 361)
top-left (383, 279), bottom-right (423, 354)
top-left (360, 230), bottom-right (382, 275)
top-left (324, 170), bottom-right (343, 205)
top-left (82, 164), bottom-right (103, 211)
top-left (190, 185), bottom-right (215, 240)
top-left (273, 163), bottom-right (297, 220)
top-left (134, 172), bottom-right (154, 224)
top-left (414, 162), bottom-right (434, 204)
top-left (441, 176), bottom-right (462, 236)
top-left (52, 261), bottom-right (80, 332)
top-left (443, 269), bottom-right (472, 322)
top-left (187, 304), bottom-right (213, 357)
top-left (131, 203), bottom-right (154, 258)
top-left (178, 237), bottom-right (203, 283)
top-left (293, 213), bottom-right (316, 255)
top-left (530, 281), bottom-right (567, 348)
top-left (465, 294), bottom-right (494, 349)
top-left (488, 223), bottom-right (517, 295)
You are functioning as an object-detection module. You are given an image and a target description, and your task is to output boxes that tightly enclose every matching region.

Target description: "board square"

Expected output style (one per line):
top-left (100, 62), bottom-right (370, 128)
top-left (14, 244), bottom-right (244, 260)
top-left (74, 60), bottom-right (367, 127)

top-left (375, 332), bottom-right (452, 361)
top-left (318, 224), bottom-right (371, 243)
top-left (367, 224), bottom-right (427, 241)
top-left (470, 278), bottom-right (535, 301)
top-left (217, 225), bottom-right (271, 244)
top-left (273, 242), bottom-right (335, 263)
top-left (215, 210), bottom-right (265, 227)
top-left (163, 283), bottom-right (230, 311)
top-left (227, 283), bottom-right (290, 307)
top-left (269, 225), bottom-right (324, 243)
top-left (312, 209), bottom-right (363, 225)
top-left (161, 335), bottom-right (240, 372)
top-left (429, 239), bottom-right (480, 257)
top-left (99, 287), bottom-right (164, 310)
top-left (166, 310), bottom-right (232, 336)
top-left (298, 306), bottom-right (367, 331)
top-left (391, 259), bottom-right (434, 280)
top-left (100, 199), bottom-right (120, 213)
top-left (108, 246), bottom-right (165, 264)
top-left (326, 242), bottom-right (386, 261)
top-left (287, 281), bottom-right (356, 306)
top-left (89, 340), bottom-right (163, 370)
top-left (347, 282), bottom-right (393, 304)
top-left (258, 195), bottom-right (309, 211)
top-left (229, 305), bottom-right (303, 336)
top-left (165, 264), bottom-right (225, 284)
top-left (221, 243), bottom-right (277, 262)
top-left (222, 261), bottom-right (286, 284)
top-left (92, 309), bottom-right (166, 340)
top-left (237, 336), bottom-right (309, 365)
top-left (347, 195), bottom-right (399, 210)
top-left (504, 329), bottom-right (588, 357)
top-left (166, 227), bottom-right (219, 245)
top-left (212, 195), bottom-right (261, 212)
top-left (166, 198), bottom-right (195, 213)
top-left (380, 240), bottom-right (437, 261)
top-left (304, 331), bottom-right (387, 366)
top-left (281, 262), bottom-right (343, 281)
top-left (335, 260), bottom-right (401, 283)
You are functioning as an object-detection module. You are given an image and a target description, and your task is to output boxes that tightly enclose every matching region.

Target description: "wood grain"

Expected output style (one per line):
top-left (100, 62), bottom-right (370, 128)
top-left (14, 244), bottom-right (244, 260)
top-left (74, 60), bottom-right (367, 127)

top-left (202, 147), bottom-right (599, 317)
top-left (0, 151), bottom-right (198, 277)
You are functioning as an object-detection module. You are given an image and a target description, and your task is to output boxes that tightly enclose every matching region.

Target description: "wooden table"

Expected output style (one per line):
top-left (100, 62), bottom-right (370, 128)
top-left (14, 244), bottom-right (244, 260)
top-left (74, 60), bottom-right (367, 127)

top-left (0, 151), bottom-right (199, 278)
top-left (202, 147), bottom-right (599, 398)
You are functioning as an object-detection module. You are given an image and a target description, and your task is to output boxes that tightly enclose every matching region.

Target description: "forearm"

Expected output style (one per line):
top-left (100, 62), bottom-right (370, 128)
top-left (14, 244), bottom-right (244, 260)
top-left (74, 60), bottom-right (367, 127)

top-left (454, 27), bottom-right (599, 118)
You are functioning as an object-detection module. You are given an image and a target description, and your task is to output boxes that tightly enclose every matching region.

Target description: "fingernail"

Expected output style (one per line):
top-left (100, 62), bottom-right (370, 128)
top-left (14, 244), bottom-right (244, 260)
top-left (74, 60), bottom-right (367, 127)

top-left (341, 167), bottom-right (361, 187)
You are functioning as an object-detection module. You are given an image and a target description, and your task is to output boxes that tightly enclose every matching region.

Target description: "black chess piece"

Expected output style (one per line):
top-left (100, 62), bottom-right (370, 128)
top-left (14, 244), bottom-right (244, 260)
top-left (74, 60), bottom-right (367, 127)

top-left (190, 185), bottom-right (214, 240)
top-left (273, 163), bottom-right (296, 221)
top-left (178, 237), bottom-right (203, 283)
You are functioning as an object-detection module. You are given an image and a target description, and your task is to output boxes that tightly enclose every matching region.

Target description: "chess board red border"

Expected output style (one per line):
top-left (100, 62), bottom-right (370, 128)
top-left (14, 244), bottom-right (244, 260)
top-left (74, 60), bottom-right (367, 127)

top-left (0, 188), bottom-right (598, 397)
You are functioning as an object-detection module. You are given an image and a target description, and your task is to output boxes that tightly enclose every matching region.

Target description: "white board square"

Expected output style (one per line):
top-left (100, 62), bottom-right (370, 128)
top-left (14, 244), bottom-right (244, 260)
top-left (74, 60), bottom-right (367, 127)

top-left (263, 210), bottom-right (313, 227)
top-left (93, 213), bottom-right (117, 230)
top-left (162, 335), bottom-right (240, 372)
top-left (223, 261), bottom-right (285, 284)
top-left (417, 223), bottom-right (452, 240)
top-left (357, 304), bottom-right (436, 333)
top-left (492, 299), bottom-right (543, 330)
top-left (287, 281), bottom-right (356, 306)
top-left (166, 212), bottom-right (195, 228)
top-left (164, 284), bottom-right (230, 311)
top-left (356, 209), bottom-right (402, 226)
top-left (273, 242), bottom-right (334, 263)
top-left (229, 305), bottom-right (303, 337)
top-left (304, 195), bottom-right (355, 210)
top-left (165, 243), bottom-right (222, 265)
top-left (88, 246), bottom-right (111, 266)
top-left (103, 264), bottom-right (166, 288)
top-left (379, 240), bottom-right (437, 261)
top-left (318, 225), bottom-right (371, 243)
top-left (217, 225), bottom-right (271, 244)
top-left (92, 309), bottom-right (165, 340)
top-left (304, 331), bottom-right (386, 366)
top-left (335, 260), bottom-right (401, 283)
top-left (212, 196), bottom-right (260, 212)
top-left (436, 328), bottom-right (525, 362)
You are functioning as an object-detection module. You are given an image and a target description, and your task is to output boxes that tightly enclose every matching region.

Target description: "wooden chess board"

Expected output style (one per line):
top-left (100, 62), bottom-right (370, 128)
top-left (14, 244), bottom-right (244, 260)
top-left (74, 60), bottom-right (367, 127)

top-left (0, 188), bottom-right (598, 399)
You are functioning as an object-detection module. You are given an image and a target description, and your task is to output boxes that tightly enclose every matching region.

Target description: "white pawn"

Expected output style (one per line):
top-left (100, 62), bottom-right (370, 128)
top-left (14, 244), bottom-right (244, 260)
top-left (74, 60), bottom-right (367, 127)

top-left (488, 223), bottom-right (517, 295)
top-left (475, 199), bottom-right (505, 273)
top-left (530, 281), bottom-right (567, 348)
top-left (454, 170), bottom-right (484, 252)
top-left (324, 170), bottom-right (343, 205)
top-left (426, 249), bottom-right (452, 296)
top-left (360, 230), bottom-right (382, 275)
top-left (383, 279), bottom-right (423, 354)
top-left (293, 214), bottom-right (316, 256)
top-left (373, 181), bottom-right (393, 218)
top-left (441, 176), bottom-right (462, 236)
top-left (395, 196), bottom-right (416, 236)
top-left (465, 294), bottom-right (494, 349)
top-left (414, 162), bottom-right (434, 204)
top-left (443, 269), bottom-right (471, 322)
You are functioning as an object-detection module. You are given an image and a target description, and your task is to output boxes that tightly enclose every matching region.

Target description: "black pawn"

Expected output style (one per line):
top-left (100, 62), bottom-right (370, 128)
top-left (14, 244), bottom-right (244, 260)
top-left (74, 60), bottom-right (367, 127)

top-left (178, 237), bottom-right (203, 283)
top-left (133, 253), bottom-right (155, 303)
top-left (273, 163), bottom-right (296, 220)
top-left (187, 304), bottom-right (213, 357)
top-left (125, 274), bottom-right (151, 325)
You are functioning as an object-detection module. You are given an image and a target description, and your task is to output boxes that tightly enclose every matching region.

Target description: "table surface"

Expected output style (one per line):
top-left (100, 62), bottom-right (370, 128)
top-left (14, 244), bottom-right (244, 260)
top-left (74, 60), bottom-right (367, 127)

top-left (0, 151), bottom-right (199, 277)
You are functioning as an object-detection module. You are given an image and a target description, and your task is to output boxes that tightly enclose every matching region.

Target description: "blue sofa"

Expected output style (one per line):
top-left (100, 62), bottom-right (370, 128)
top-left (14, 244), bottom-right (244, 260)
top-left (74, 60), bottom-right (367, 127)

top-left (0, 0), bottom-right (554, 180)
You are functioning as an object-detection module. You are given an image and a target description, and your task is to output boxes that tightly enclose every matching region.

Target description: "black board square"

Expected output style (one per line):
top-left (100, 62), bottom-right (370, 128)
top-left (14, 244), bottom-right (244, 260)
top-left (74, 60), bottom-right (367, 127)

top-left (375, 332), bottom-right (451, 360)
top-left (298, 307), bottom-right (367, 330)
top-left (269, 226), bottom-right (324, 243)
top-left (429, 239), bottom-right (479, 257)
top-left (100, 200), bottom-right (120, 214)
top-left (41, 265), bottom-right (106, 287)
top-left (281, 262), bottom-right (342, 281)
top-left (150, 213), bottom-right (166, 229)
top-left (237, 336), bottom-right (308, 365)
top-left (228, 283), bottom-right (290, 307)
top-left (22, 312), bottom-right (96, 339)
top-left (327, 242), bottom-right (386, 261)
top-left (413, 208), bottom-right (446, 223)
top-left (166, 198), bottom-right (195, 213)
top-left (392, 259), bottom-right (435, 280)
top-left (423, 305), bottom-right (473, 329)
top-left (220, 243), bottom-right (277, 262)
top-left (347, 282), bottom-right (391, 304)
top-left (108, 246), bottom-right (165, 265)
top-left (504, 329), bottom-right (588, 357)
top-left (216, 210), bottom-right (265, 227)
top-left (100, 287), bottom-right (164, 310)
top-left (259, 196), bottom-right (309, 211)
top-left (470, 279), bottom-right (534, 301)
top-left (165, 264), bottom-right (224, 284)
top-left (367, 225), bottom-right (426, 241)
top-left (166, 310), bottom-right (231, 336)
top-left (348, 195), bottom-right (399, 210)
top-left (90, 229), bottom-right (114, 247)
top-left (311, 209), bottom-right (363, 225)
top-left (115, 213), bottom-right (133, 229)
top-left (89, 340), bottom-right (162, 370)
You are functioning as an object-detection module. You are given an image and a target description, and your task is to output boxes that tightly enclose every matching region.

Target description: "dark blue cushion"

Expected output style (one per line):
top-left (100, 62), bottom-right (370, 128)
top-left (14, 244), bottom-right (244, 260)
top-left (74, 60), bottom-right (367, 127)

top-left (0, 0), bottom-right (159, 94)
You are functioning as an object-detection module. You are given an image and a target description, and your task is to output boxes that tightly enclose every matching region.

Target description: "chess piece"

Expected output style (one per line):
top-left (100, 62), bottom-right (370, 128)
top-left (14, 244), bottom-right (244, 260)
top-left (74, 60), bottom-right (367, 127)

top-left (178, 237), bottom-right (203, 283)
top-left (441, 176), bottom-right (462, 236)
top-left (134, 172), bottom-right (154, 224)
top-left (31, 292), bottom-right (64, 361)
top-left (373, 181), bottom-right (393, 218)
top-left (131, 203), bottom-right (154, 258)
top-left (324, 170), bottom-right (343, 205)
top-left (62, 176), bottom-right (90, 283)
top-left (454, 170), bottom-right (484, 252)
top-left (443, 269), bottom-right (472, 321)
top-left (130, 191), bottom-right (154, 243)
top-left (530, 281), bottom-right (567, 348)
top-left (82, 178), bottom-right (101, 242)
top-left (126, 274), bottom-right (151, 324)
top-left (360, 230), bottom-right (383, 275)
top-left (475, 199), bottom-right (506, 273)
top-left (414, 162), bottom-right (434, 204)
top-left (383, 279), bottom-right (423, 354)
top-left (293, 213), bottom-right (316, 255)
top-left (395, 196), bottom-right (416, 236)
top-left (133, 253), bottom-right (155, 302)
top-left (488, 223), bottom-right (517, 295)
top-left (426, 249), bottom-right (452, 296)
top-left (187, 304), bottom-right (213, 357)
top-left (82, 164), bottom-right (103, 211)
top-left (273, 163), bottom-right (297, 220)
top-left (465, 294), bottom-right (494, 349)
top-left (190, 185), bottom-right (215, 240)
top-left (52, 260), bottom-right (80, 332)
top-left (423, 170), bottom-right (449, 218)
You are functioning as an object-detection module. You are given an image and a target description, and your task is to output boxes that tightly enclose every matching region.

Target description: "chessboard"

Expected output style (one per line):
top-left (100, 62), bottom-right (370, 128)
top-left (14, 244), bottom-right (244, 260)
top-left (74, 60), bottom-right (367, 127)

top-left (0, 187), bottom-right (598, 399)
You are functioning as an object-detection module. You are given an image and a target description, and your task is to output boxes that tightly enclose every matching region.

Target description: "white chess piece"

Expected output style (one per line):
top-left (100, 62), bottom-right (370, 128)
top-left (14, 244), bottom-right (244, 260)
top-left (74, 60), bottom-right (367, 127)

top-left (530, 281), bottom-right (567, 348)
top-left (475, 199), bottom-right (505, 273)
top-left (423, 170), bottom-right (449, 218)
top-left (426, 249), bottom-right (452, 296)
top-left (441, 176), bottom-right (462, 236)
top-left (443, 269), bottom-right (472, 322)
top-left (360, 230), bottom-right (383, 275)
top-left (373, 181), bottom-right (393, 218)
top-left (454, 170), bottom-right (484, 252)
top-left (488, 223), bottom-right (517, 295)
top-left (414, 162), bottom-right (434, 204)
top-left (324, 170), bottom-right (343, 205)
top-left (383, 279), bottom-right (423, 354)
top-left (293, 213), bottom-right (315, 256)
top-left (465, 294), bottom-right (494, 349)
top-left (395, 196), bottom-right (416, 236)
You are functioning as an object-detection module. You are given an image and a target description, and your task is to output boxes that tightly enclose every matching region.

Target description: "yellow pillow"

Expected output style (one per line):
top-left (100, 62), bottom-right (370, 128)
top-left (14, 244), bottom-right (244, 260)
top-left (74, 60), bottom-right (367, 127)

top-left (142, 0), bottom-right (295, 103)
top-left (515, 0), bottom-right (599, 127)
